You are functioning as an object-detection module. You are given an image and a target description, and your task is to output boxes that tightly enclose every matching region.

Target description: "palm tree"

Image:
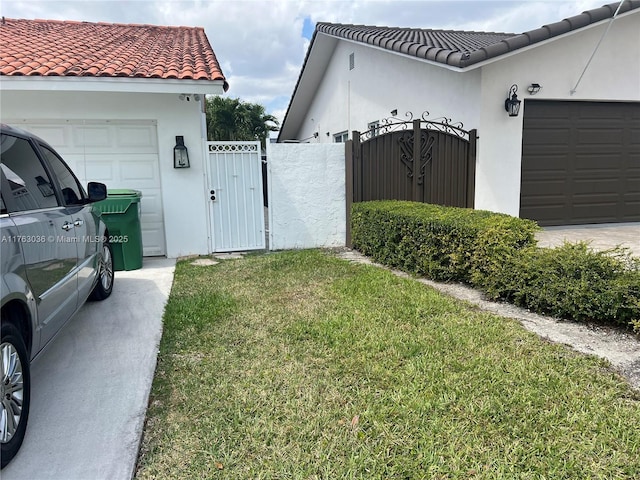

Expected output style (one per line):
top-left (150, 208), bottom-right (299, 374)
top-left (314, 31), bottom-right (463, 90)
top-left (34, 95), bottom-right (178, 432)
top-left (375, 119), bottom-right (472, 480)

top-left (206, 96), bottom-right (279, 148)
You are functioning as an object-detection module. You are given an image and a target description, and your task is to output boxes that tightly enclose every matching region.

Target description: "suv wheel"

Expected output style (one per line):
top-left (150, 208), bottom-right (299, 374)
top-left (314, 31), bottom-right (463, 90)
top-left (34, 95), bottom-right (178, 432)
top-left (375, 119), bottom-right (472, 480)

top-left (90, 239), bottom-right (114, 301)
top-left (1, 321), bottom-right (31, 468)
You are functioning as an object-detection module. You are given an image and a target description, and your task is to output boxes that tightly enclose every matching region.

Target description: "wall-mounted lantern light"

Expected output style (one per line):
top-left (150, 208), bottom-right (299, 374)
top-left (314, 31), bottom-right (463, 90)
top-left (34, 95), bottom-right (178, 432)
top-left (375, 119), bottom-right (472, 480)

top-left (504, 84), bottom-right (521, 117)
top-left (173, 136), bottom-right (190, 168)
top-left (527, 83), bottom-right (542, 95)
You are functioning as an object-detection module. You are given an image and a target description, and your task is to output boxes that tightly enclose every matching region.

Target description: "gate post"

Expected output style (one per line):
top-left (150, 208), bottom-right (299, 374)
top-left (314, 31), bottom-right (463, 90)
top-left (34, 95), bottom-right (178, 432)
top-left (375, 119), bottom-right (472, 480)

top-left (412, 119), bottom-right (421, 202)
top-left (345, 136), bottom-right (354, 248)
top-left (467, 129), bottom-right (478, 208)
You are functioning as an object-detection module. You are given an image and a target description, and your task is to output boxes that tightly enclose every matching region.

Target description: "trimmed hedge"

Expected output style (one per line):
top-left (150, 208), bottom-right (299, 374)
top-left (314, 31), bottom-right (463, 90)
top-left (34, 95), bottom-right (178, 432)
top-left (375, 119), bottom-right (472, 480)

top-left (351, 201), bottom-right (539, 283)
top-left (478, 243), bottom-right (640, 326)
top-left (351, 201), bottom-right (640, 328)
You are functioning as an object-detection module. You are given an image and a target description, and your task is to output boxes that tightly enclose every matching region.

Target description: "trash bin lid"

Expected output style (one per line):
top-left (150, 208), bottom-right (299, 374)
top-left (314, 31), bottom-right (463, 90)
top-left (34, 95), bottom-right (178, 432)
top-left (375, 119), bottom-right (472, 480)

top-left (107, 189), bottom-right (142, 198)
top-left (94, 189), bottom-right (142, 214)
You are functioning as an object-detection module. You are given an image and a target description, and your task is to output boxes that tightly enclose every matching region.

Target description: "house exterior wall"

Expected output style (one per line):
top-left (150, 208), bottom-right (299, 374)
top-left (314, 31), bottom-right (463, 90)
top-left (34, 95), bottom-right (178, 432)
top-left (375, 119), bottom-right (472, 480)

top-left (267, 143), bottom-right (345, 250)
top-left (290, 11), bottom-right (638, 218)
top-left (1, 90), bottom-right (209, 258)
top-left (297, 40), bottom-right (482, 143)
top-left (476, 12), bottom-right (640, 216)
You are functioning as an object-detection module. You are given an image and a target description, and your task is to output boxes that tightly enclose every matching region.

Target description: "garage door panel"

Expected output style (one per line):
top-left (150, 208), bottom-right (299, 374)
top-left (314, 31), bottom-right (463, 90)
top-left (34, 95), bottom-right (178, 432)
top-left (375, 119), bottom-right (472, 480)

top-left (520, 205), bottom-right (565, 224)
top-left (26, 125), bottom-right (70, 148)
top-left (572, 179), bottom-right (620, 194)
top-left (576, 129), bottom-right (623, 146)
top-left (82, 161), bottom-right (116, 183)
top-left (139, 190), bottom-right (164, 224)
top-left (522, 156), bottom-right (568, 172)
top-left (520, 101), bottom-right (640, 225)
top-left (74, 125), bottom-right (112, 149)
top-left (118, 159), bottom-right (160, 187)
top-left (524, 128), bottom-right (571, 146)
top-left (141, 222), bottom-right (165, 256)
top-left (5, 119), bottom-right (166, 255)
top-left (115, 126), bottom-right (157, 151)
top-left (574, 153), bottom-right (622, 167)
top-left (521, 181), bottom-right (567, 197)
top-left (521, 195), bottom-right (567, 206)
top-left (572, 208), bottom-right (618, 224)
top-left (622, 201), bottom-right (640, 220)
top-left (626, 178), bottom-right (640, 191)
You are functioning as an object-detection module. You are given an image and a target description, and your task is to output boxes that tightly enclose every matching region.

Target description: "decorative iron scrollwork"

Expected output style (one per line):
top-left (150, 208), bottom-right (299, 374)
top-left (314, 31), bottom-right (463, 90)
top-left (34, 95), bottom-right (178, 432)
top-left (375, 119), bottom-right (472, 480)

top-left (398, 131), bottom-right (414, 177)
top-left (417, 131), bottom-right (436, 186)
top-left (360, 110), bottom-right (469, 142)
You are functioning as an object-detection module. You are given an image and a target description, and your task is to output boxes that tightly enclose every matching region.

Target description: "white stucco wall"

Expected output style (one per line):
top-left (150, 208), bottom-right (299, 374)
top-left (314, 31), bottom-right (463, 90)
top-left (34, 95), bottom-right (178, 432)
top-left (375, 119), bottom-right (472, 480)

top-left (298, 40), bottom-right (481, 143)
top-left (267, 143), bottom-right (345, 250)
top-left (475, 11), bottom-right (640, 216)
top-left (1, 90), bottom-right (210, 258)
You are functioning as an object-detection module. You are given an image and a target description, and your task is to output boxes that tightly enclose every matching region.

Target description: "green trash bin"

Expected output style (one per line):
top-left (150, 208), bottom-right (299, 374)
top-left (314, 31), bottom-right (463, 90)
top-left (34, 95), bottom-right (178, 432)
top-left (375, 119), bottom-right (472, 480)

top-left (94, 189), bottom-right (143, 271)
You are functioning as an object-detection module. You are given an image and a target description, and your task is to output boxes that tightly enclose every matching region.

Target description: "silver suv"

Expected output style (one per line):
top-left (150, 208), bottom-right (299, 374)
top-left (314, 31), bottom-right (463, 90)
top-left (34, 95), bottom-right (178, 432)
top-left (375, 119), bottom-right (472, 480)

top-left (1, 124), bottom-right (114, 467)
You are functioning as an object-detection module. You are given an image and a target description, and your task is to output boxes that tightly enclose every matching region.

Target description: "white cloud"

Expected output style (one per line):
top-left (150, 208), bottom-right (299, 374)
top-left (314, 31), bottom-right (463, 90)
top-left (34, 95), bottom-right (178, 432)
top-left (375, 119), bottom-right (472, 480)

top-left (0, 0), bottom-right (610, 124)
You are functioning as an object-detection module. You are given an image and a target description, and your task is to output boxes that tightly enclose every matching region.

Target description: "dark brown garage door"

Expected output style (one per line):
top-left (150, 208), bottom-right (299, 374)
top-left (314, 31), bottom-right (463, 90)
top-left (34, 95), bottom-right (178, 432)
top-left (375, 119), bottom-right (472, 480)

top-left (520, 100), bottom-right (640, 226)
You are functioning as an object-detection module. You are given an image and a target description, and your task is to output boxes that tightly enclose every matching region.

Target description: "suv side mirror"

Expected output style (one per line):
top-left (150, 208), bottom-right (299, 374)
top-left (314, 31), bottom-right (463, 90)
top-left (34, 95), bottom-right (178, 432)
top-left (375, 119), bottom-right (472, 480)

top-left (87, 182), bottom-right (107, 202)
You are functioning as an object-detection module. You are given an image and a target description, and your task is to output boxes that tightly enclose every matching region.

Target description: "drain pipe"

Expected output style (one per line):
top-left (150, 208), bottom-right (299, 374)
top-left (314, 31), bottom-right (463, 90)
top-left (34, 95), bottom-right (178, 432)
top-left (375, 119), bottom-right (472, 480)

top-left (570, 0), bottom-right (626, 95)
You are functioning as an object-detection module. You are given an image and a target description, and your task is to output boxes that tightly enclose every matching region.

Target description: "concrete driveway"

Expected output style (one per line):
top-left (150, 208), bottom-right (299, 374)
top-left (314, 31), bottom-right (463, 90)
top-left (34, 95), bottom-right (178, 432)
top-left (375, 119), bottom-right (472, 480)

top-left (2, 257), bottom-right (176, 480)
top-left (535, 222), bottom-right (640, 257)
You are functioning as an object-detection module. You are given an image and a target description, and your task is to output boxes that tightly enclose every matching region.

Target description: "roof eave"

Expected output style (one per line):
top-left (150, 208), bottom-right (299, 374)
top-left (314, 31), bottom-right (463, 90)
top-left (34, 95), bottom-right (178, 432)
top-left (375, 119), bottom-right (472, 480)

top-left (0, 75), bottom-right (227, 95)
top-left (278, 31), bottom-right (338, 142)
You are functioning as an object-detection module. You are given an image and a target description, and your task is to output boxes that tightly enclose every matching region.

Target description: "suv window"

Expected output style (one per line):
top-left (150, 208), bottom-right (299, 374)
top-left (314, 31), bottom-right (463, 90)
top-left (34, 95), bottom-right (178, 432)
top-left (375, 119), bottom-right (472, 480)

top-left (39, 145), bottom-right (86, 206)
top-left (0, 134), bottom-right (59, 212)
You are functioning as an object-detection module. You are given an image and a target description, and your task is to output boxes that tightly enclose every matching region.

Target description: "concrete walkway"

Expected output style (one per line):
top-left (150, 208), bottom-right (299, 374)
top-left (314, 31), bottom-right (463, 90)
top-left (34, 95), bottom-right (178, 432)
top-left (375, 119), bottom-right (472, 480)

top-left (3, 257), bottom-right (176, 480)
top-left (535, 223), bottom-right (640, 257)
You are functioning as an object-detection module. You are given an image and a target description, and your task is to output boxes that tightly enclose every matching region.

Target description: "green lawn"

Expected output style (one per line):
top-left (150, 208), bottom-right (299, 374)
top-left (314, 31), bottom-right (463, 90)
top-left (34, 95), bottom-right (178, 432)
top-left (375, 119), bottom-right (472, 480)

top-left (135, 250), bottom-right (640, 479)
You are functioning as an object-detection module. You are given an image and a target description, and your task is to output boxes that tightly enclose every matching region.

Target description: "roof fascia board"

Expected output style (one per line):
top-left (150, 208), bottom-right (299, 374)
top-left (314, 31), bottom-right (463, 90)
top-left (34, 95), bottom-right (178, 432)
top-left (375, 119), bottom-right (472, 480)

top-left (0, 76), bottom-right (226, 95)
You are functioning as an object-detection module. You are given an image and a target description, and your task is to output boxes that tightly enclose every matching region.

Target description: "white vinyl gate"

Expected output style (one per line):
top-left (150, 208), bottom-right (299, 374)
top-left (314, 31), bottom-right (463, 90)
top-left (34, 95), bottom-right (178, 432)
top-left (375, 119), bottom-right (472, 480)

top-left (206, 142), bottom-right (265, 252)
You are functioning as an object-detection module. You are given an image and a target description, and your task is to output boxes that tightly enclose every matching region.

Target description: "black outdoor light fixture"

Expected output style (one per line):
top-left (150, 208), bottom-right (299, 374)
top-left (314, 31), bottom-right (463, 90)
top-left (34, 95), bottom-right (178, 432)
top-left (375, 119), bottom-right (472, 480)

top-left (527, 83), bottom-right (542, 95)
top-left (173, 136), bottom-right (190, 168)
top-left (504, 84), bottom-right (521, 117)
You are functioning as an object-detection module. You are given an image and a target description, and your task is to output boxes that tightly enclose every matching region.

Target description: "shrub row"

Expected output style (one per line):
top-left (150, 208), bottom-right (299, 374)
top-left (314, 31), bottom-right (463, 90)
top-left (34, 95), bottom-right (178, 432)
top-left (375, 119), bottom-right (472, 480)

top-left (351, 201), bottom-right (640, 327)
top-left (478, 243), bottom-right (640, 326)
top-left (351, 201), bottom-right (539, 282)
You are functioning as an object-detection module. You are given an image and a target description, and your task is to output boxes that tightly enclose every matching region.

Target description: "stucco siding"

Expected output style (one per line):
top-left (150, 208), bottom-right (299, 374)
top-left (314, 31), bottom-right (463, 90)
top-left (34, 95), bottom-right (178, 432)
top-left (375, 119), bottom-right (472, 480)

top-left (1, 90), bottom-right (209, 258)
top-left (267, 143), bottom-right (345, 249)
top-left (298, 40), bottom-right (482, 143)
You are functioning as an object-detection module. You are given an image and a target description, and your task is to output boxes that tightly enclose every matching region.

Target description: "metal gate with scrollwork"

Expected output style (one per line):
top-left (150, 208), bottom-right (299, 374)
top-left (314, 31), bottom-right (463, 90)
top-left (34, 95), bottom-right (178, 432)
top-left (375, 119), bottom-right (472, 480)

top-left (206, 141), bottom-right (265, 252)
top-left (345, 113), bottom-right (477, 244)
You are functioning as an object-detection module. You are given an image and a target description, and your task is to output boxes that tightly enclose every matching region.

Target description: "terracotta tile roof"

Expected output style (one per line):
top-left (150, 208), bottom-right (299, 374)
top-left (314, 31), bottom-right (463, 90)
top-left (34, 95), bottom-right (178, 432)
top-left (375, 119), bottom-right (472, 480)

top-left (0, 18), bottom-right (228, 89)
top-left (317, 0), bottom-right (640, 68)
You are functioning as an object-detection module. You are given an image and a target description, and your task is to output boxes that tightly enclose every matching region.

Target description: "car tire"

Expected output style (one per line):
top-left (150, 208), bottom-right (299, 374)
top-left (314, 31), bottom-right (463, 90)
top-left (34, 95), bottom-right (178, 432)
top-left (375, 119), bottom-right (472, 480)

top-left (89, 238), bottom-right (114, 301)
top-left (1, 321), bottom-right (31, 469)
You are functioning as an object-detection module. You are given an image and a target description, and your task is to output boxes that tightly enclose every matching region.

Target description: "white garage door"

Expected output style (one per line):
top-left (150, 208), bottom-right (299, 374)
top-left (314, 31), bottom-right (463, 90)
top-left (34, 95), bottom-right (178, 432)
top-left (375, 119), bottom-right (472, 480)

top-left (7, 119), bottom-right (166, 256)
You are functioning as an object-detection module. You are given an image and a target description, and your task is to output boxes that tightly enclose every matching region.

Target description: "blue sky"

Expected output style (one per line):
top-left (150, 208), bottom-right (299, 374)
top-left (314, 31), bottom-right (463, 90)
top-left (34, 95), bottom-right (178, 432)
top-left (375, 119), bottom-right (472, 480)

top-left (302, 16), bottom-right (315, 40)
top-left (0, 0), bottom-right (607, 123)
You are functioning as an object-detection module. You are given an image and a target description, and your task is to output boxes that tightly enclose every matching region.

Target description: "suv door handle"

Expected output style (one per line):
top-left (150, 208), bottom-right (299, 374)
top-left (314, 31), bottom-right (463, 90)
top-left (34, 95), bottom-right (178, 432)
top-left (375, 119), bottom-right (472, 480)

top-left (74, 219), bottom-right (84, 227)
top-left (61, 222), bottom-right (75, 231)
